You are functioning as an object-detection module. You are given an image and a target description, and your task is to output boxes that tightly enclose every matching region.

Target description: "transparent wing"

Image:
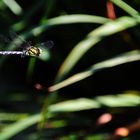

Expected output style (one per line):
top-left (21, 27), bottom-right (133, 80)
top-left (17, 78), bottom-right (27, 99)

top-left (0, 31), bottom-right (20, 44)
top-left (9, 31), bottom-right (26, 43)
top-left (36, 40), bottom-right (54, 49)
top-left (35, 41), bottom-right (54, 61)
top-left (0, 34), bottom-right (11, 43)
top-left (9, 31), bottom-right (31, 49)
top-left (9, 31), bottom-right (18, 40)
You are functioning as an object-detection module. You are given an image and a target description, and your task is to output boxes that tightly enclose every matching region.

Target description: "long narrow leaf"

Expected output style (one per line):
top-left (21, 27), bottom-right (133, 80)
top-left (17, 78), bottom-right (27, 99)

top-left (2, 0), bottom-right (22, 15)
top-left (111, 0), bottom-right (139, 18)
top-left (0, 114), bottom-right (41, 140)
top-left (49, 50), bottom-right (140, 92)
top-left (31, 14), bottom-right (110, 36)
top-left (55, 16), bottom-right (138, 82)
top-left (48, 92), bottom-right (140, 112)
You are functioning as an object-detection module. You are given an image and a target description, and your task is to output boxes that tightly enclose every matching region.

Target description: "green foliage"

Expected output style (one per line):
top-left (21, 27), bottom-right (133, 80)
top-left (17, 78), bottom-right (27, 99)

top-left (0, 0), bottom-right (140, 140)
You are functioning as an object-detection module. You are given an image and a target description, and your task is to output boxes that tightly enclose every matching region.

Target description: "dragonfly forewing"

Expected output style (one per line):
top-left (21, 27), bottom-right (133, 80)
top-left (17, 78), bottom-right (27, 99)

top-left (38, 40), bottom-right (54, 49)
top-left (0, 34), bottom-right (11, 43)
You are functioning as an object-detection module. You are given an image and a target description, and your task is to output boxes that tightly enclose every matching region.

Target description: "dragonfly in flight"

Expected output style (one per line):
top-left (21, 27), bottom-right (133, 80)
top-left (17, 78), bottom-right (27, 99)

top-left (0, 31), bottom-right (54, 57)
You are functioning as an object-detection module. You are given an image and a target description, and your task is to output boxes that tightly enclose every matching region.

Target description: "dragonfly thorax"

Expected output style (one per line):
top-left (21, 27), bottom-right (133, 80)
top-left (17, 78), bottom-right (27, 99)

top-left (24, 46), bottom-right (42, 56)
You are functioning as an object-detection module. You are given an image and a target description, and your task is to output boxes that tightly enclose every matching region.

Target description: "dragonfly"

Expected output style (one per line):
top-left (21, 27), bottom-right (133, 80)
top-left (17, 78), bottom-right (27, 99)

top-left (0, 31), bottom-right (53, 57)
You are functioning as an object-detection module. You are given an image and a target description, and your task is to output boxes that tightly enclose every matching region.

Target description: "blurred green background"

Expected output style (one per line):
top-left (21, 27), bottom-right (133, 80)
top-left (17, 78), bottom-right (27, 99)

top-left (0, 0), bottom-right (140, 140)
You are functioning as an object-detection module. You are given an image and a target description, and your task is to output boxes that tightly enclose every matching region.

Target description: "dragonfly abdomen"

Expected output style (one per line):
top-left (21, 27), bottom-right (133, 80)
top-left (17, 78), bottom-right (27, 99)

top-left (0, 51), bottom-right (23, 55)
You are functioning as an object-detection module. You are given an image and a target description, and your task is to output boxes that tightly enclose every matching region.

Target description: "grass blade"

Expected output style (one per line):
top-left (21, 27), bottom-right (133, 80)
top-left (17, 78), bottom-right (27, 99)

top-left (2, 0), bottom-right (22, 15)
top-left (31, 14), bottom-right (110, 36)
top-left (55, 16), bottom-right (138, 82)
top-left (0, 114), bottom-right (41, 140)
top-left (111, 0), bottom-right (139, 18)
top-left (49, 50), bottom-right (140, 92)
top-left (48, 92), bottom-right (140, 112)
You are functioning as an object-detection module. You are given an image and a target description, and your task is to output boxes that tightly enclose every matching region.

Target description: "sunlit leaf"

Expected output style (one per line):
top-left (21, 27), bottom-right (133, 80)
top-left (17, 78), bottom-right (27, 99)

top-left (49, 50), bottom-right (140, 92)
top-left (111, 0), bottom-right (139, 18)
top-left (55, 16), bottom-right (138, 82)
top-left (0, 114), bottom-right (41, 140)
top-left (49, 98), bottom-right (101, 112)
top-left (2, 0), bottom-right (22, 15)
top-left (96, 94), bottom-right (140, 107)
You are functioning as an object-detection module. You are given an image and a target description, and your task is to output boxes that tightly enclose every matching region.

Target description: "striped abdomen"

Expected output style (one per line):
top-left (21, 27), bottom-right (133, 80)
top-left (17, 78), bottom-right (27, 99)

top-left (0, 51), bottom-right (23, 55)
